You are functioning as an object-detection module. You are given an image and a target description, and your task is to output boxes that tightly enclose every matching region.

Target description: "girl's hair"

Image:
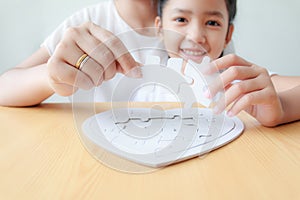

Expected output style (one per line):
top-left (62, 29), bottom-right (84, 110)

top-left (157, 0), bottom-right (237, 24)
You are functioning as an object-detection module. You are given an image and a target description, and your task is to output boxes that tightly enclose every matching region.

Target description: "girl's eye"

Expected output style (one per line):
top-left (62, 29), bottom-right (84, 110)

top-left (206, 20), bottom-right (220, 26)
top-left (175, 17), bottom-right (188, 23)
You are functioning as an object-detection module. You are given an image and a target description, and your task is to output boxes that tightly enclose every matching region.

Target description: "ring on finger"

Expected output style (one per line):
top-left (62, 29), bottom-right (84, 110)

top-left (75, 53), bottom-right (90, 70)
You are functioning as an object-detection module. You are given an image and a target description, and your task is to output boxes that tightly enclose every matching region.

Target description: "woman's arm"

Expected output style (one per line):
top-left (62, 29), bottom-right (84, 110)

top-left (0, 47), bottom-right (54, 107)
top-left (0, 23), bottom-right (140, 107)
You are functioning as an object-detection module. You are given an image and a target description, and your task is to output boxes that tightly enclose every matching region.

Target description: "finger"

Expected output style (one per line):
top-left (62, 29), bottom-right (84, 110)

top-left (206, 65), bottom-right (266, 99)
top-left (88, 42), bottom-right (141, 79)
top-left (55, 38), bottom-right (85, 67)
top-left (88, 23), bottom-right (140, 75)
top-left (58, 25), bottom-right (119, 81)
top-left (202, 56), bottom-right (255, 98)
top-left (212, 54), bottom-right (253, 72)
top-left (65, 24), bottom-right (118, 77)
top-left (226, 87), bottom-right (276, 117)
top-left (221, 65), bottom-right (262, 82)
top-left (79, 57), bottom-right (105, 86)
top-left (48, 57), bottom-right (94, 90)
top-left (213, 77), bottom-right (267, 114)
top-left (88, 43), bottom-right (118, 81)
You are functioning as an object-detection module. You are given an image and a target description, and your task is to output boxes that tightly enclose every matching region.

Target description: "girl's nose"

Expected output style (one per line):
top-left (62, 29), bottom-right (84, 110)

top-left (186, 24), bottom-right (206, 44)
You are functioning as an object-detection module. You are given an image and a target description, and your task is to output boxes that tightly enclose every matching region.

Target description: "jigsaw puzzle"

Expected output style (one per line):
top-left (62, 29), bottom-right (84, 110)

top-left (81, 56), bottom-right (244, 167)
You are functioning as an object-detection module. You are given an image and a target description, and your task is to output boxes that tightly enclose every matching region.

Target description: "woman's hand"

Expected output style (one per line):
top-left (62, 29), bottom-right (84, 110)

top-left (206, 54), bottom-right (284, 127)
top-left (47, 22), bottom-right (141, 96)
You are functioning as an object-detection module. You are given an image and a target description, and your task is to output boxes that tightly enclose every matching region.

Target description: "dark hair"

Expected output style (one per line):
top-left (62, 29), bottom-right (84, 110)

top-left (157, 0), bottom-right (237, 24)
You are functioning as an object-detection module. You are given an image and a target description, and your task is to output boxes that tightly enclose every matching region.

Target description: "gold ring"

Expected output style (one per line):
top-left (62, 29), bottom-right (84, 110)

top-left (75, 53), bottom-right (89, 69)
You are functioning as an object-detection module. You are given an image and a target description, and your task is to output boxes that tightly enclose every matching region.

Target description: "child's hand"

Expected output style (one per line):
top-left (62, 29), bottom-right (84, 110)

top-left (47, 22), bottom-right (141, 96)
top-left (206, 54), bottom-right (284, 127)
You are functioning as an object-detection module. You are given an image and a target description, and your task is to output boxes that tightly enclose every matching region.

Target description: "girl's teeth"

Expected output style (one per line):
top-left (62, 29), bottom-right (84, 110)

top-left (183, 50), bottom-right (203, 56)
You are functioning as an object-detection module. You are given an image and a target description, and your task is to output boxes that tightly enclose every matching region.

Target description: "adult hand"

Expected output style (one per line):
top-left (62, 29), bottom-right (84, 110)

top-left (47, 22), bottom-right (141, 96)
top-left (205, 54), bottom-right (284, 127)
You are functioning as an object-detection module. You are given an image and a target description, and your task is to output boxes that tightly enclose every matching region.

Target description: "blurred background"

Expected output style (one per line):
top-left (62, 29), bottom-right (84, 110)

top-left (0, 0), bottom-right (299, 83)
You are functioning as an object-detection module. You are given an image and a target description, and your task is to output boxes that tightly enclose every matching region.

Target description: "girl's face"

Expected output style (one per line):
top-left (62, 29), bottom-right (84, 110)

top-left (155, 0), bottom-right (234, 63)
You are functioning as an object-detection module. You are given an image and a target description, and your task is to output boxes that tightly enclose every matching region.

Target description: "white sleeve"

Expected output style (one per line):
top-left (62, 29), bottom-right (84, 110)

top-left (40, 8), bottom-right (92, 55)
top-left (269, 71), bottom-right (278, 76)
top-left (223, 41), bottom-right (277, 77)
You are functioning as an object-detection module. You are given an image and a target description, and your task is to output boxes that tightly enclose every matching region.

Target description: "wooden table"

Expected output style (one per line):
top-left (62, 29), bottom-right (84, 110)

top-left (0, 103), bottom-right (299, 200)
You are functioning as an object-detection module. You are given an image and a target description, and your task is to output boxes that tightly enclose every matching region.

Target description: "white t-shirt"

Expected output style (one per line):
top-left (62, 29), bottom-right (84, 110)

top-left (42, 0), bottom-right (166, 61)
top-left (42, 0), bottom-right (236, 102)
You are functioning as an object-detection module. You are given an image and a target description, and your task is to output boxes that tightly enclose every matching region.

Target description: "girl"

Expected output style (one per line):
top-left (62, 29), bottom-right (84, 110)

top-left (155, 0), bottom-right (300, 127)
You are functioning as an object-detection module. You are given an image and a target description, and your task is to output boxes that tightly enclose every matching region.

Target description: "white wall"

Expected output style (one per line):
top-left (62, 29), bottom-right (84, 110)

top-left (0, 0), bottom-right (101, 72)
top-left (1, 0), bottom-right (299, 76)
top-left (234, 0), bottom-right (300, 75)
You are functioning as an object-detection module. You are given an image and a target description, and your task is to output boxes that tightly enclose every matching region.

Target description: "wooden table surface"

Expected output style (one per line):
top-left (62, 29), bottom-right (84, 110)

top-left (0, 103), bottom-right (299, 200)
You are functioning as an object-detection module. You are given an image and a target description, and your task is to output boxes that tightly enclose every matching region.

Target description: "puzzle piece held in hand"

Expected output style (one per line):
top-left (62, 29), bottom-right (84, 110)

top-left (164, 56), bottom-right (218, 108)
top-left (110, 55), bottom-right (220, 108)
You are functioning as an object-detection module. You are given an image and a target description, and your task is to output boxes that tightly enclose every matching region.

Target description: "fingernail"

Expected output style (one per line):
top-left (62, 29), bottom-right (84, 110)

top-left (128, 67), bottom-right (143, 78)
top-left (227, 111), bottom-right (235, 117)
top-left (213, 105), bottom-right (220, 114)
top-left (202, 86), bottom-right (211, 99)
top-left (201, 63), bottom-right (214, 75)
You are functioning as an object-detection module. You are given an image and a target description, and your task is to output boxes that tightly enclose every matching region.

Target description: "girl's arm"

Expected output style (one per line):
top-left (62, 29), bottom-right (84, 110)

top-left (276, 83), bottom-right (300, 125)
top-left (271, 75), bottom-right (300, 92)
